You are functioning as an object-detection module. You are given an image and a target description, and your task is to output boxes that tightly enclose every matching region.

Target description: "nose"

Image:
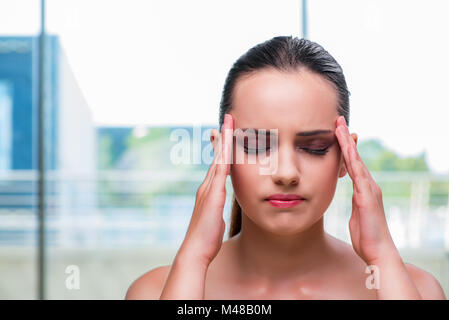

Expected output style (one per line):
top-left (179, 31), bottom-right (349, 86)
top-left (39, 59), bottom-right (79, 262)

top-left (270, 144), bottom-right (300, 186)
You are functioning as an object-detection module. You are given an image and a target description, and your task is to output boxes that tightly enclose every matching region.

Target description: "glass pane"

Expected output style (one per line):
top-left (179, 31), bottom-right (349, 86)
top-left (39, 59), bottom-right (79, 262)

top-left (0, 0), bottom-right (40, 300)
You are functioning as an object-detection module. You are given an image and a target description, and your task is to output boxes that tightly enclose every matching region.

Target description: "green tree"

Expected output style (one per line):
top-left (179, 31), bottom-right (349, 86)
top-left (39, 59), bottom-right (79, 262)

top-left (358, 139), bottom-right (429, 172)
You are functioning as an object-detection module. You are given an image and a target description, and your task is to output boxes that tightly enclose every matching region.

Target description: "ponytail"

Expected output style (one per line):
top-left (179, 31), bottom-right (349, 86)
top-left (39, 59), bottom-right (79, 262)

top-left (228, 193), bottom-right (242, 238)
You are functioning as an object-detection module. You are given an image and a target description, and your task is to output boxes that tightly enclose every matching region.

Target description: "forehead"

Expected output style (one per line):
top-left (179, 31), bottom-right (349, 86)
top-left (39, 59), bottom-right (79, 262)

top-left (231, 68), bottom-right (339, 133)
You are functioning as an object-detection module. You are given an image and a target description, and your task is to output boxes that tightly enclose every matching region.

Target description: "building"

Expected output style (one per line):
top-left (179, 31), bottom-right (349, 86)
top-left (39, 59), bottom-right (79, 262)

top-left (0, 35), bottom-right (97, 246)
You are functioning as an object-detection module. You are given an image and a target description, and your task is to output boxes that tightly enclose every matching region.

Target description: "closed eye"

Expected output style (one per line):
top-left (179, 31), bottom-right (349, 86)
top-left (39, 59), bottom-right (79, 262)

top-left (300, 147), bottom-right (330, 156)
top-left (243, 146), bottom-right (330, 156)
top-left (243, 146), bottom-right (269, 154)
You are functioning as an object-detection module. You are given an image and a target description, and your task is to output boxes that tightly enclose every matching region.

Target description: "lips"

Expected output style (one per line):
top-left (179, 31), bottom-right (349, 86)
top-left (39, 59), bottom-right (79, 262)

top-left (265, 194), bottom-right (305, 208)
top-left (265, 194), bottom-right (305, 201)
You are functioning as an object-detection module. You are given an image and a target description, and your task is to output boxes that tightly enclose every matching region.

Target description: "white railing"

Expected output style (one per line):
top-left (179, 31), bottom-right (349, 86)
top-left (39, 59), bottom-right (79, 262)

top-left (0, 170), bottom-right (448, 250)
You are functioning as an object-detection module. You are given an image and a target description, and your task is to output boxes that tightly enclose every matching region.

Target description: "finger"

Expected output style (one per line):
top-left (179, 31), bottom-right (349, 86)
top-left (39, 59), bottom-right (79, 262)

top-left (213, 114), bottom-right (232, 185)
top-left (223, 114), bottom-right (234, 176)
top-left (346, 132), bottom-right (379, 197)
top-left (346, 129), bottom-right (372, 180)
top-left (336, 116), bottom-right (372, 195)
top-left (202, 118), bottom-right (227, 196)
top-left (198, 134), bottom-right (222, 197)
top-left (203, 147), bottom-right (220, 196)
top-left (335, 117), bottom-right (355, 179)
top-left (348, 145), bottom-right (372, 195)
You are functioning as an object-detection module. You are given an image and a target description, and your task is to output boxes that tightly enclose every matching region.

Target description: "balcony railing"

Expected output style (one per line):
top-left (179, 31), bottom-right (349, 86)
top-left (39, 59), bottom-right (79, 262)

top-left (0, 170), bottom-right (448, 250)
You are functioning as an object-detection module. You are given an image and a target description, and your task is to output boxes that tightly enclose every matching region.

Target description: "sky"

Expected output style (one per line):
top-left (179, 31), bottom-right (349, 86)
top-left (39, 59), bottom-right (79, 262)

top-left (1, 0), bottom-right (448, 173)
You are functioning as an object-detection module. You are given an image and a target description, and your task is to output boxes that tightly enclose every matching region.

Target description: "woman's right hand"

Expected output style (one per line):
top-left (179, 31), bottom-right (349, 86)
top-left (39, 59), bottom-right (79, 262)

top-left (176, 113), bottom-right (234, 267)
top-left (159, 114), bottom-right (233, 299)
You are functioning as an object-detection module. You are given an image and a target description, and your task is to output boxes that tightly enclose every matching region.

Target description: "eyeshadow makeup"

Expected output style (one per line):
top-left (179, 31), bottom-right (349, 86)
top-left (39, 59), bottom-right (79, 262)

top-left (233, 128), bottom-right (337, 156)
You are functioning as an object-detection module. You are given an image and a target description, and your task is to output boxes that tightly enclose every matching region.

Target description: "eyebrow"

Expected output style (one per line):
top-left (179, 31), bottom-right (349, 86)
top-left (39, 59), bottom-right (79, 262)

top-left (296, 129), bottom-right (333, 136)
top-left (240, 128), bottom-right (333, 136)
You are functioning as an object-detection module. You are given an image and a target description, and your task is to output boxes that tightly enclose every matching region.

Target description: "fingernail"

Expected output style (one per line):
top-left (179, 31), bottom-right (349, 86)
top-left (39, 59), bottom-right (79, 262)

top-left (225, 113), bottom-right (231, 124)
top-left (341, 116), bottom-right (347, 126)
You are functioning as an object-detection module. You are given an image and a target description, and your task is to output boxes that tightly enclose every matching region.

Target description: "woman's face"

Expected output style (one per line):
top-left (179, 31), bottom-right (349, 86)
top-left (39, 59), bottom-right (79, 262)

top-left (227, 68), bottom-right (351, 236)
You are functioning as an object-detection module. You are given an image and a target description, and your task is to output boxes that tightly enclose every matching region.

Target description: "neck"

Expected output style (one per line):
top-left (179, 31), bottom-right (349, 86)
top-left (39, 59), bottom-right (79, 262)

top-left (231, 213), bottom-right (335, 285)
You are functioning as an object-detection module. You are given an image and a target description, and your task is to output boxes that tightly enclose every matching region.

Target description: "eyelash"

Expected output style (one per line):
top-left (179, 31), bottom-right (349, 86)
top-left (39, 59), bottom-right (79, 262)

top-left (243, 146), bottom-right (330, 156)
top-left (301, 147), bottom-right (330, 156)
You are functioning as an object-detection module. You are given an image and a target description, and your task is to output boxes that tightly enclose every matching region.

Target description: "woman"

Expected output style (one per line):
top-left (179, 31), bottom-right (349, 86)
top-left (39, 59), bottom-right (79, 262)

top-left (126, 36), bottom-right (446, 300)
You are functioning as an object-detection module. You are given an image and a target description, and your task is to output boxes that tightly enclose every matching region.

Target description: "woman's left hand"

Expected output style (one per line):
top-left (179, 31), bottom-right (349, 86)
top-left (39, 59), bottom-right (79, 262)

top-left (335, 116), bottom-right (399, 265)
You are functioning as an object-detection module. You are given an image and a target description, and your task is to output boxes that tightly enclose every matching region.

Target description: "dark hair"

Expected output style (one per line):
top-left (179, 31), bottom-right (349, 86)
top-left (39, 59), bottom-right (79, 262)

top-left (218, 36), bottom-right (351, 238)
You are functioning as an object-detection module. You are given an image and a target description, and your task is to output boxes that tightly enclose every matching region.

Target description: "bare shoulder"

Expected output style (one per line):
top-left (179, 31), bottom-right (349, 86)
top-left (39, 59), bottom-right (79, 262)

top-left (325, 235), bottom-right (447, 300)
top-left (125, 265), bottom-right (172, 300)
top-left (404, 262), bottom-right (447, 300)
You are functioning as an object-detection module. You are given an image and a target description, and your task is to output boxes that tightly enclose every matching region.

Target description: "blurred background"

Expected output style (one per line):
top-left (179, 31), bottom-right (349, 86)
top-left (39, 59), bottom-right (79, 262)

top-left (0, 0), bottom-right (448, 299)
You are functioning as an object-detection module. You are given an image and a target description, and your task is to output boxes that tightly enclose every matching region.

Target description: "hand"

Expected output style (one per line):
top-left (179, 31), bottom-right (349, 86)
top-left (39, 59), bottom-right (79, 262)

top-left (335, 116), bottom-right (398, 265)
top-left (177, 113), bottom-right (234, 267)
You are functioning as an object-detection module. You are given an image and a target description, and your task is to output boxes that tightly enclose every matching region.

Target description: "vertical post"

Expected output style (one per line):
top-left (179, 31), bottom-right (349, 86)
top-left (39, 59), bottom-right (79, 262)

top-left (444, 192), bottom-right (449, 252)
top-left (38, 0), bottom-right (46, 300)
top-left (302, 0), bottom-right (308, 39)
top-left (408, 179), bottom-right (429, 249)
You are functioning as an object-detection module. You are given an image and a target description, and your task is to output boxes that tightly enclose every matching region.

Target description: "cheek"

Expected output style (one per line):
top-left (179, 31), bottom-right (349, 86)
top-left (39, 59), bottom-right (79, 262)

top-left (230, 163), bottom-right (252, 190)
top-left (230, 162), bottom-right (261, 205)
top-left (304, 145), bottom-right (341, 173)
top-left (302, 151), bottom-right (341, 200)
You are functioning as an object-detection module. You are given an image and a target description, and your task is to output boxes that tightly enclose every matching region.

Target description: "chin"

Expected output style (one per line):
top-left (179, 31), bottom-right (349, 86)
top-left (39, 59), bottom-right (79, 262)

top-left (263, 218), bottom-right (312, 236)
